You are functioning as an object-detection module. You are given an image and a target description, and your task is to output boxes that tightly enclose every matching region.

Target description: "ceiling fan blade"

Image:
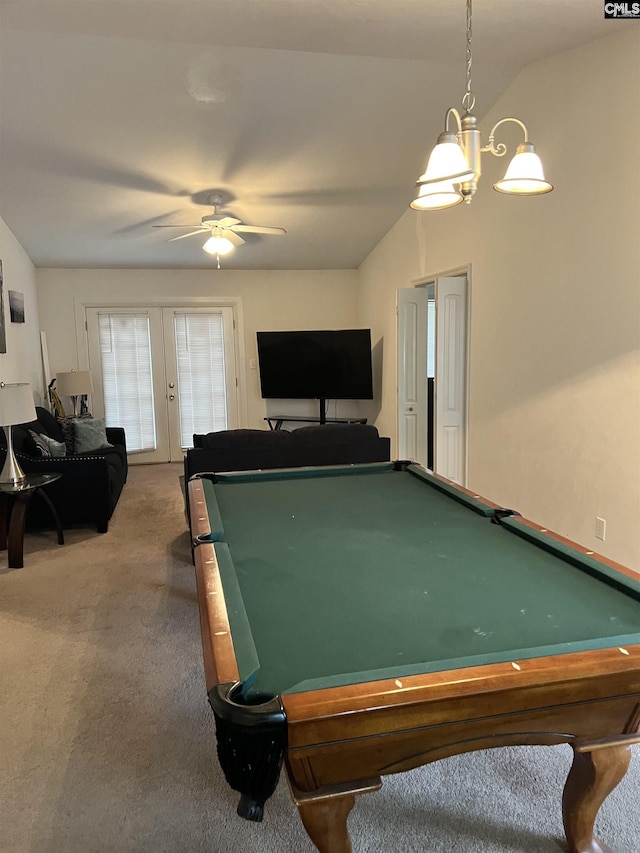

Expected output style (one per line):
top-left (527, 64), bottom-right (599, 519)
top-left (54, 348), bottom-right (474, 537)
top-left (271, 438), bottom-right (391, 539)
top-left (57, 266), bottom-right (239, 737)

top-left (153, 224), bottom-right (202, 229)
top-left (216, 216), bottom-right (241, 228)
top-left (223, 230), bottom-right (245, 247)
top-left (167, 229), bottom-right (209, 242)
top-left (232, 225), bottom-right (287, 235)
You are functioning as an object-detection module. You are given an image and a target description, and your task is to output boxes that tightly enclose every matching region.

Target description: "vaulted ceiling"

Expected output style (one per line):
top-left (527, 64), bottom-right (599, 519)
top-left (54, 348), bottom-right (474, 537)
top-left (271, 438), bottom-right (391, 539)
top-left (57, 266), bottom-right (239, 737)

top-left (0, 1), bottom-right (622, 269)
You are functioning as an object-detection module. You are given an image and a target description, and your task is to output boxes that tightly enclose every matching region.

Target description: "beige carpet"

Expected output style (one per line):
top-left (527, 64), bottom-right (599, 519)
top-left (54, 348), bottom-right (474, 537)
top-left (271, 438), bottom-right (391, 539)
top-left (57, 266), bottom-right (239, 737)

top-left (1, 463), bottom-right (638, 853)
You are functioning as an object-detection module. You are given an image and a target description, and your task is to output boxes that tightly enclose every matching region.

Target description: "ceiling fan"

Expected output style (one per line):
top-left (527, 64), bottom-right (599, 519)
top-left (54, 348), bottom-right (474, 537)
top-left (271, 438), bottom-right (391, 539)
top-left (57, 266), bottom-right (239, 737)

top-left (153, 193), bottom-right (286, 262)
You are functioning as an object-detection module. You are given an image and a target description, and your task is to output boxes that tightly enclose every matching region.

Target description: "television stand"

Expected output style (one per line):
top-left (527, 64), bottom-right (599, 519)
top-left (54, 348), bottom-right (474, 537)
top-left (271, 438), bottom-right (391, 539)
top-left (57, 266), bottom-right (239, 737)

top-left (265, 415), bottom-right (368, 431)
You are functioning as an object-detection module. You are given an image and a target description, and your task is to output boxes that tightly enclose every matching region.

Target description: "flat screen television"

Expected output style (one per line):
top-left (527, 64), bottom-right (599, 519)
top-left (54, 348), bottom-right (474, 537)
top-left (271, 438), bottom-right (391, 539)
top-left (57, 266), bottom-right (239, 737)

top-left (257, 329), bottom-right (373, 421)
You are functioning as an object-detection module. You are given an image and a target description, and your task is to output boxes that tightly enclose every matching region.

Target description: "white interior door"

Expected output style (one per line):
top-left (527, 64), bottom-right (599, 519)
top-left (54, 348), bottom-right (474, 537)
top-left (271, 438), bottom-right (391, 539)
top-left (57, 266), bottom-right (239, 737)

top-left (397, 276), bottom-right (468, 482)
top-left (86, 305), bottom-right (239, 462)
top-left (434, 276), bottom-right (468, 484)
top-left (397, 287), bottom-right (427, 464)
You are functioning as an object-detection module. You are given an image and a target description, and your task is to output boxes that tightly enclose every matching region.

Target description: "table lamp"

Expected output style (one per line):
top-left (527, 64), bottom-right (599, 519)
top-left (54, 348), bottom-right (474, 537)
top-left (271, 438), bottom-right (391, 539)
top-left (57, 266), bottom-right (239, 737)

top-left (56, 370), bottom-right (94, 417)
top-left (0, 382), bottom-right (37, 485)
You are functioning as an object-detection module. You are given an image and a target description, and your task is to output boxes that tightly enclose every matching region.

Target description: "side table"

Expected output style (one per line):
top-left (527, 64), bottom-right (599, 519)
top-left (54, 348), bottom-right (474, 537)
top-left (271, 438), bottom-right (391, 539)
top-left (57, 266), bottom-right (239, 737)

top-left (0, 473), bottom-right (65, 568)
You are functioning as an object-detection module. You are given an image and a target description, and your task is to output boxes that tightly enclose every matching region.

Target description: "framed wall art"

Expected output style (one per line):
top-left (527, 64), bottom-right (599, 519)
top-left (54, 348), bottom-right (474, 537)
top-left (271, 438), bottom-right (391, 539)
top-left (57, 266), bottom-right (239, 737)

top-left (9, 290), bottom-right (25, 323)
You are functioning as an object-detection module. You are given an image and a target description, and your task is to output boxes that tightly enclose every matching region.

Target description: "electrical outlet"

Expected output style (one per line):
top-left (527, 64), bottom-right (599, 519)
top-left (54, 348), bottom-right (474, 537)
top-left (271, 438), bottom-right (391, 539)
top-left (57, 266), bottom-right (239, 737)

top-left (595, 517), bottom-right (606, 541)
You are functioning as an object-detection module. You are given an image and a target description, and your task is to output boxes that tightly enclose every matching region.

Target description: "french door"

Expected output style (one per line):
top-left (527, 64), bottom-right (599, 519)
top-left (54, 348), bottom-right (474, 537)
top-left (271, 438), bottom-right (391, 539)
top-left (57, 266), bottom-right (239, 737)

top-left (86, 306), bottom-right (238, 462)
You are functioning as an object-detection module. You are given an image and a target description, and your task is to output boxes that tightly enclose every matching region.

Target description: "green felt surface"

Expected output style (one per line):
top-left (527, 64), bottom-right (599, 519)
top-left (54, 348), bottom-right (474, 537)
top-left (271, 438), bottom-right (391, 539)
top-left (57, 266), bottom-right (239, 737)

top-left (208, 465), bottom-right (640, 701)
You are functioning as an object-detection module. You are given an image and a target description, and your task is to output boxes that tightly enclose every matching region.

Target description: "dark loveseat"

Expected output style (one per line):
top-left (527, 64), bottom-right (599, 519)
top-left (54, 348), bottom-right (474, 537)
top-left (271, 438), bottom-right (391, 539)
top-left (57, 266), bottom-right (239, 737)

top-left (0, 406), bottom-right (127, 533)
top-left (184, 423), bottom-right (391, 482)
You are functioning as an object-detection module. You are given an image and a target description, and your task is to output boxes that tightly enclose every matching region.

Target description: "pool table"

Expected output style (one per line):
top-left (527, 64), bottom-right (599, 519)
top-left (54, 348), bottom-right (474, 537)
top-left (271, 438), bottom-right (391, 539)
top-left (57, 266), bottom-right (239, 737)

top-left (188, 461), bottom-right (640, 853)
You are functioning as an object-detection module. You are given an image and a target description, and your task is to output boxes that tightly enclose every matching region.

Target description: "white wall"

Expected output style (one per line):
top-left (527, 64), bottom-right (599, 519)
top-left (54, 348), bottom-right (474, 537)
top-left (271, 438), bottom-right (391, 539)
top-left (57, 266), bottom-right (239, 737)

top-left (357, 29), bottom-right (640, 569)
top-left (0, 218), bottom-right (44, 404)
top-left (36, 268), bottom-right (359, 428)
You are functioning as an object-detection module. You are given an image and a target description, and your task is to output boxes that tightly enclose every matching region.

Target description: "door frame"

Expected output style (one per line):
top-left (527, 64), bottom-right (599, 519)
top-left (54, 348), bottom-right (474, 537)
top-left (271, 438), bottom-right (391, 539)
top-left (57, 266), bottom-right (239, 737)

top-left (398, 264), bottom-right (471, 484)
top-left (74, 296), bottom-right (247, 454)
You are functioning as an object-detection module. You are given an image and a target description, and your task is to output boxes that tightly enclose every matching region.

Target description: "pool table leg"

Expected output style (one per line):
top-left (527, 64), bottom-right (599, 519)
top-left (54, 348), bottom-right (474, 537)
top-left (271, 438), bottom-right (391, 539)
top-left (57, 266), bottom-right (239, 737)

top-left (296, 794), bottom-right (356, 852)
top-left (290, 777), bottom-right (381, 853)
top-left (562, 742), bottom-right (632, 853)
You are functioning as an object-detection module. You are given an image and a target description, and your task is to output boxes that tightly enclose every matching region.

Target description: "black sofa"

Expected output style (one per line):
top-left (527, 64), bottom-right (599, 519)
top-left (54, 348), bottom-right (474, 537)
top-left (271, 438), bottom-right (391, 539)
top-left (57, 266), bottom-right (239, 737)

top-left (184, 423), bottom-right (391, 482)
top-left (0, 406), bottom-right (127, 533)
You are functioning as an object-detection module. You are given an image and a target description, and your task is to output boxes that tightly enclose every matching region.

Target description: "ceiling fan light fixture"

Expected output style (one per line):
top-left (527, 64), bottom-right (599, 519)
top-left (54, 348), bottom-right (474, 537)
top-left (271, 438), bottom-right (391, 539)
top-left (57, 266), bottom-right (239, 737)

top-left (203, 235), bottom-right (235, 256)
top-left (153, 194), bottom-right (286, 258)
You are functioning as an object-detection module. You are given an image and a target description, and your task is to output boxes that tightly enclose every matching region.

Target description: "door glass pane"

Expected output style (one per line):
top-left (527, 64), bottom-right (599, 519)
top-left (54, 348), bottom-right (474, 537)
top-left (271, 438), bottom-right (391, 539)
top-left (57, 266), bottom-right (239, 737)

top-left (98, 313), bottom-right (157, 452)
top-left (174, 312), bottom-right (229, 447)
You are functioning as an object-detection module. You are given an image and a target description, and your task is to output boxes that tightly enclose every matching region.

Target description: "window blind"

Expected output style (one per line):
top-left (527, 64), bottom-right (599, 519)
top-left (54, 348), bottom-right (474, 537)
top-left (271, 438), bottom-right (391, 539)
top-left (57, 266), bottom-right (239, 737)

top-left (98, 313), bottom-right (156, 452)
top-left (174, 312), bottom-right (228, 447)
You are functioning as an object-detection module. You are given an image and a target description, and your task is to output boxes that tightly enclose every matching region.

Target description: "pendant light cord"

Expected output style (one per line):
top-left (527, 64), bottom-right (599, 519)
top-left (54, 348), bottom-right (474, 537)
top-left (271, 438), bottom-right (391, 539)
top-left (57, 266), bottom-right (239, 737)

top-left (462, 0), bottom-right (475, 113)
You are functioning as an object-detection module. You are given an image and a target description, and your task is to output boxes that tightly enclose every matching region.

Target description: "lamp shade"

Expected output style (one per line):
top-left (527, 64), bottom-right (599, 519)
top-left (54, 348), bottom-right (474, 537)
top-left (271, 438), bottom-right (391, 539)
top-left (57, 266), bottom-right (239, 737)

top-left (203, 236), bottom-right (235, 256)
top-left (417, 132), bottom-right (475, 186)
top-left (411, 180), bottom-right (463, 211)
top-left (0, 382), bottom-right (36, 426)
top-left (493, 142), bottom-right (553, 195)
top-left (56, 370), bottom-right (94, 397)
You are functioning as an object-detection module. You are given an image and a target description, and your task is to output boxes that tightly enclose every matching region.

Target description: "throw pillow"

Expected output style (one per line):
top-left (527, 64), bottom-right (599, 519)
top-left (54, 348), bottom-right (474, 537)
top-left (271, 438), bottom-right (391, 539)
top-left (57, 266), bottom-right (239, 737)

top-left (73, 418), bottom-right (113, 453)
top-left (57, 417), bottom-right (77, 454)
top-left (28, 429), bottom-right (67, 458)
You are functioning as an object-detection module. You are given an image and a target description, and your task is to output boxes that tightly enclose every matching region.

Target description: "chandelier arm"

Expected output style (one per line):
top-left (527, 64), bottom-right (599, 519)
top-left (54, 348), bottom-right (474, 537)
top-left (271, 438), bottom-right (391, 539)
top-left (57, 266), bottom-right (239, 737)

top-left (444, 107), bottom-right (463, 133)
top-left (482, 117), bottom-right (530, 157)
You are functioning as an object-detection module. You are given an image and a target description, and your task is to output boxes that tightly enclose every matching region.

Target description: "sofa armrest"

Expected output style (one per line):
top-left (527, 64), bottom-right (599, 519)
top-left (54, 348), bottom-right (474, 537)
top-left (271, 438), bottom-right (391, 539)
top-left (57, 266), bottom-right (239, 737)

top-left (106, 427), bottom-right (126, 451)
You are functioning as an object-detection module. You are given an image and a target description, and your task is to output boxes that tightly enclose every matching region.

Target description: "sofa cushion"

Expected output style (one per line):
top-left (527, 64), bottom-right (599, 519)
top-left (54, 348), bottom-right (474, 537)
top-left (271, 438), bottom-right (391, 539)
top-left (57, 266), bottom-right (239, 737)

top-left (291, 424), bottom-right (379, 444)
top-left (28, 429), bottom-right (66, 457)
top-left (73, 417), bottom-right (113, 453)
top-left (198, 428), bottom-right (292, 450)
top-left (57, 417), bottom-right (77, 454)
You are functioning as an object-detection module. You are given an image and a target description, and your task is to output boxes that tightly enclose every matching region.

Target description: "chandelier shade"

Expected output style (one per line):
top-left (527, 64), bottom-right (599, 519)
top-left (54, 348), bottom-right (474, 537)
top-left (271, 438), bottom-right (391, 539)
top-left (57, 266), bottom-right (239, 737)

top-left (410, 180), bottom-right (463, 211)
top-left (493, 143), bottom-right (553, 195)
top-left (416, 132), bottom-right (475, 186)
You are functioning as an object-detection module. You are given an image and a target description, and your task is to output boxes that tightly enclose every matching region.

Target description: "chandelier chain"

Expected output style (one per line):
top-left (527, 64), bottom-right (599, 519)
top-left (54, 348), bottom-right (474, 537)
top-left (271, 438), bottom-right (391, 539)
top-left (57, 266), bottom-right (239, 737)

top-left (462, 0), bottom-right (475, 113)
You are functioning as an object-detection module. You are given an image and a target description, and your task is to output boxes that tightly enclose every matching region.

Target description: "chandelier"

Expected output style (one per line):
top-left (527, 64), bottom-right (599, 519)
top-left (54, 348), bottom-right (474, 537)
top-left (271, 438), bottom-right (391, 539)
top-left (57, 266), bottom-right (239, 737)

top-left (411, 0), bottom-right (553, 211)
